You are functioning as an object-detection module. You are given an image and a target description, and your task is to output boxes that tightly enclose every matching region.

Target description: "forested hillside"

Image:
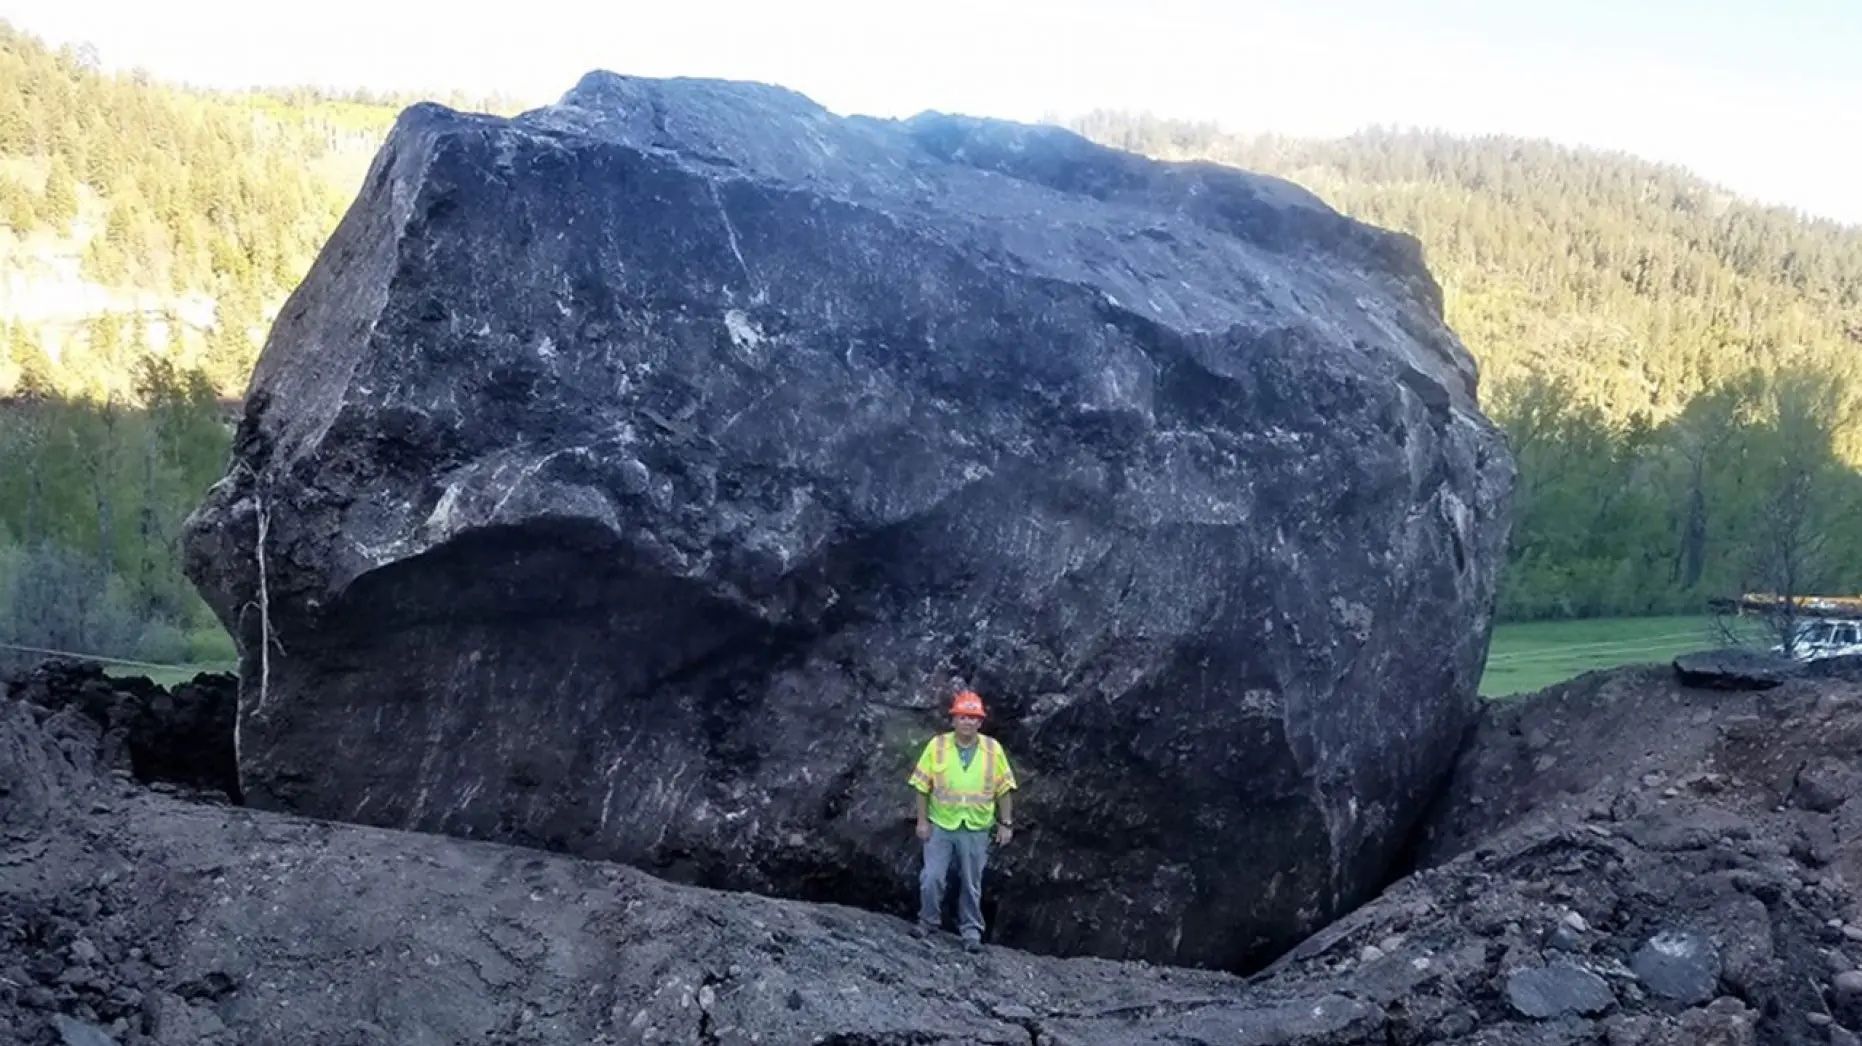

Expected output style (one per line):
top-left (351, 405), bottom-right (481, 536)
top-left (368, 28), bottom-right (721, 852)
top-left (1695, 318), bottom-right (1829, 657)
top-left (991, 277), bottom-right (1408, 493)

top-left (0, 24), bottom-right (401, 399)
top-left (1, 18), bottom-right (1858, 672)
top-left (0, 23), bottom-right (401, 669)
top-left (1073, 113), bottom-right (1862, 621)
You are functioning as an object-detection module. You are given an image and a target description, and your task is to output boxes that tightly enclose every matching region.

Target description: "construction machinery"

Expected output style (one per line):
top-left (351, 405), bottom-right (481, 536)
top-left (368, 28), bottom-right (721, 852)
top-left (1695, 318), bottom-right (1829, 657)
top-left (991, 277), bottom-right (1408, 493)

top-left (1708, 594), bottom-right (1862, 661)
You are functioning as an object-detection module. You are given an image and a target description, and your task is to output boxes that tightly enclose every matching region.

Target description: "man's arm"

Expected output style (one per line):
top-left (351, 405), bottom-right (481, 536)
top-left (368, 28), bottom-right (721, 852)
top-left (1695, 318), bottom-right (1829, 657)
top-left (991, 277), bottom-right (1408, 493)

top-left (911, 739), bottom-right (933, 842)
top-left (993, 741), bottom-right (1016, 844)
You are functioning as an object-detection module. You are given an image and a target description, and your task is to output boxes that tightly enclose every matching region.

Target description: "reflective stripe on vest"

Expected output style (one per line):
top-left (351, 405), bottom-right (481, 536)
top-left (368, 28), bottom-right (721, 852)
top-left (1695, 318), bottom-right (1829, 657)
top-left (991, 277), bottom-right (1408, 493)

top-left (931, 734), bottom-right (999, 806)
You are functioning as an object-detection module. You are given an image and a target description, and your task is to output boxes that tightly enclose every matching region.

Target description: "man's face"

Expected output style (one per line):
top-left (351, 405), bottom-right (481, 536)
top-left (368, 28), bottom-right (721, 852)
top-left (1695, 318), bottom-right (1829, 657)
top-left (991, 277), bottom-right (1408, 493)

top-left (952, 714), bottom-right (982, 739)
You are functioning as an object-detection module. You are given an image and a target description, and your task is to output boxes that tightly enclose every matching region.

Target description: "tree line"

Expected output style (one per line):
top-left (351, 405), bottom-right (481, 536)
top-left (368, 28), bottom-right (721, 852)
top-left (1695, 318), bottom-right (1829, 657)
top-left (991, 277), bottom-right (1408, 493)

top-left (0, 347), bottom-right (231, 672)
top-left (0, 23), bottom-right (396, 670)
top-left (0, 20), bottom-right (396, 400)
top-left (1071, 112), bottom-right (1862, 622)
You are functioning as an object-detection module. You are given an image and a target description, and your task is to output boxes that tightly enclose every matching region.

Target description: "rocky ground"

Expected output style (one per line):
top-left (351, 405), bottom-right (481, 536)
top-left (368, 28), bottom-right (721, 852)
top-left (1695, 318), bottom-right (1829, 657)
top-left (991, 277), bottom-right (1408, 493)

top-left (5, 657), bottom-right (1862, 1044)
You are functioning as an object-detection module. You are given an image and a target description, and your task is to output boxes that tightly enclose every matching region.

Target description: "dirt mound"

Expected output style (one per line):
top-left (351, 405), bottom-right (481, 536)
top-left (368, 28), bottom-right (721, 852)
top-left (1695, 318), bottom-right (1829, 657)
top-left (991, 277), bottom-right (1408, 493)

top-left (8, 662), bottom-right (1862, 1043)
top-left (4, 661), bottom-right (237, 799)
top-left (1672, 648), bottom-right (1796, 690)
top-left (1411, 663), bottom-right (1862, 1043)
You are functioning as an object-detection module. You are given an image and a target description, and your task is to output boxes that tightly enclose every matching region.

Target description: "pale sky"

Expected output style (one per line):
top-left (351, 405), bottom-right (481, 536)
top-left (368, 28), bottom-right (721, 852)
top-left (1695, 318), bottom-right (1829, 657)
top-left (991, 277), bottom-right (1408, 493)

top-left (6, 0), bottom-right (1860, 225)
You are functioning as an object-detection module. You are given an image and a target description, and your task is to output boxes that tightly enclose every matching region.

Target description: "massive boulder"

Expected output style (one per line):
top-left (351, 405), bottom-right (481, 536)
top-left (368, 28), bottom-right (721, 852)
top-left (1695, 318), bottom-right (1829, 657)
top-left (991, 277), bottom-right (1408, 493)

top-left (183, 72), bottom-right (1512, 970)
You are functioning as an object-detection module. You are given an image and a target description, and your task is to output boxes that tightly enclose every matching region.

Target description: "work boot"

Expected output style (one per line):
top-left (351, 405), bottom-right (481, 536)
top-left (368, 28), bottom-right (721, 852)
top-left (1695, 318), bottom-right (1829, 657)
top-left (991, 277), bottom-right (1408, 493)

top-left (911, 921), bottom-right (934, 939)
top-left (963, 936), bottom-right (982, 953)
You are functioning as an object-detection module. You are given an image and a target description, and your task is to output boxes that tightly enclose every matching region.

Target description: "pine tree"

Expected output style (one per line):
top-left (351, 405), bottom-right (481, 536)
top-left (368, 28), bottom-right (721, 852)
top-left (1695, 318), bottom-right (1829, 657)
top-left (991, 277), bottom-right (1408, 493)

top-left (201, 311), bottom-right (254, 398)
top-left (128, 313), bottom-right (151, 360)
top-left (9, 324), bottom-right (57, 398)
top-left (41, 155), bottom-right (78, 229)
top-left (0, 92), bottom-right (31, 152)
top-left (0, 175), bottom-right (35, 233)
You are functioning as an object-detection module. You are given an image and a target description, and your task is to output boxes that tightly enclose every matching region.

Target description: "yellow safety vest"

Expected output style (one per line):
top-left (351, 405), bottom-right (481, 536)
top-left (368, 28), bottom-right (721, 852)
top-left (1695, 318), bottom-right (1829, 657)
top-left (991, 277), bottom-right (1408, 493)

top-left (908, 732), bottom-right (1016, 831)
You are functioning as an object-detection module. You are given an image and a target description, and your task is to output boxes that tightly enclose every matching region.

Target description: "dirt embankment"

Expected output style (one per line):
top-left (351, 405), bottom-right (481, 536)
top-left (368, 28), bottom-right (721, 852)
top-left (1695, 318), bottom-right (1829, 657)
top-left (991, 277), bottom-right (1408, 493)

top-left (6, 659), bottom-right (1862, 1044)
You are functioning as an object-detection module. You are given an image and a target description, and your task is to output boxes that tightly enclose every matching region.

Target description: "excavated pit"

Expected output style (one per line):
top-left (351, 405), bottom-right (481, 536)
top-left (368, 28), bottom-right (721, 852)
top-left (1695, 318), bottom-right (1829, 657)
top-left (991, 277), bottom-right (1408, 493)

top-left (10, 659), bottom-right (1862, 1044)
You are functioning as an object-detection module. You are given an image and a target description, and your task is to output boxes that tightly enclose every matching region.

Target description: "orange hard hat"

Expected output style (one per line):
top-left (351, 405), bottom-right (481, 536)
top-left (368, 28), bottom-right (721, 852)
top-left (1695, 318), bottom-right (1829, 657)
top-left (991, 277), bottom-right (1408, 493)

top-left (950, 690), bottom-right (986, 718)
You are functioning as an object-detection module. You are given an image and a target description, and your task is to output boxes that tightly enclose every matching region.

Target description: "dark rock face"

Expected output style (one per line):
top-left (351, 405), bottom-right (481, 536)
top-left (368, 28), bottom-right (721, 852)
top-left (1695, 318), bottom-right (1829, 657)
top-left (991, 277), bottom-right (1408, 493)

top-left (1504, 964), bottom-right (1614, 1018)
top-left (1631, 930), bottom-right (1720, 1005)
top-left (182, 72), bottom-right (1512, 969)
top-left (1792, 757), bottom-right (1859, 814)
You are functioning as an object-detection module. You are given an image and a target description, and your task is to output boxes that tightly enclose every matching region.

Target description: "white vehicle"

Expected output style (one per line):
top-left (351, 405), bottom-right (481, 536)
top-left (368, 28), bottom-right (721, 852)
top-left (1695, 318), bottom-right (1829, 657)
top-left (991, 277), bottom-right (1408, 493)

top-left (1775, 618), bottom-right (1862, 661)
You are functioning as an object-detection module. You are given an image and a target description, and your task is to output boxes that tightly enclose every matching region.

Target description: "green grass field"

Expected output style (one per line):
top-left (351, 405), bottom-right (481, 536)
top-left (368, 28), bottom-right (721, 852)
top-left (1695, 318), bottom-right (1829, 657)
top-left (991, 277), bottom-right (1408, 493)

top-left (83, 615), bottom-right (1740, 699)
top-left (103, 661), bottom-right (238, 689)
top-left (1480, 614), bottom-right (1741, 697)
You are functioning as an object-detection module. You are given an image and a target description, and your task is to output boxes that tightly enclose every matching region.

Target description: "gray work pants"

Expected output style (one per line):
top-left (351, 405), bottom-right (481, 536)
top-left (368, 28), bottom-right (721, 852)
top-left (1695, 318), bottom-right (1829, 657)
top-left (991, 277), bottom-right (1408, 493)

top-left (919, 825), bottom-right (990, 941)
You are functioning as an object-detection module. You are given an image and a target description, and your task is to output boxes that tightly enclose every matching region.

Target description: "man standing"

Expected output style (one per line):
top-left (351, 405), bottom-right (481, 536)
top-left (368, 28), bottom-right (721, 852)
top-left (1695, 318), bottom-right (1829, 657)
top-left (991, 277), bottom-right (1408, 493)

top-left (908, 689), bottom-right (1017, 952)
